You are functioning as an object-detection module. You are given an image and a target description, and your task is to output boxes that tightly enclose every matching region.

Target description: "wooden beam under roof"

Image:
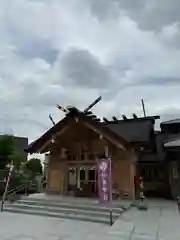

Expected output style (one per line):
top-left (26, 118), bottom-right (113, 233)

top-left (84, 111), bottom-right (92, 115)
top-left (37, 126), bottom-right (69, 153)
top-left (88, 114), bottom-right (97, 119)
top-left (94, 118), bottom-right (101, 122)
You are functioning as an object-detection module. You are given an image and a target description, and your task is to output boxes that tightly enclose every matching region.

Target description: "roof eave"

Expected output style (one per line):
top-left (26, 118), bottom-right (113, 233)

top-left (26, 110), bottom-right (132, 154)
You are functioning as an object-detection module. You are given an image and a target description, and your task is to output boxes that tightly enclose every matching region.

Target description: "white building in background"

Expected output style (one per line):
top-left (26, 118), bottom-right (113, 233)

top-left (43, 153), bottom-right (50, 179)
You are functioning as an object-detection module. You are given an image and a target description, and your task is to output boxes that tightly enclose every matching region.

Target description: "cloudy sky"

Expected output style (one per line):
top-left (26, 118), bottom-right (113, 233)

top-left (0, 0), bottom-right (180, 143)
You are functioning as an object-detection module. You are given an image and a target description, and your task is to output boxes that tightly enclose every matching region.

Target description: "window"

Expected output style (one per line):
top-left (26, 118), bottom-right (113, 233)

top-left (80, 169), bottom-right (86, 181)
top-left (80, 154), bottom-right (85, 160)
top-left (67, 154), bottom-right (76, 161)
top-left (89, 153), bottom-right (95, 160)
top-left (88, 169), bottom-right (95, 181)
top-left (67, 155), bottom-right (72, 161)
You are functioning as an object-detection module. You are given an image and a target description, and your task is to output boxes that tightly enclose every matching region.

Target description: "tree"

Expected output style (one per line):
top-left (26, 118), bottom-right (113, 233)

top-left (0, 135), bottom-right (14, 169)
top-left (0, 135), bottom-right (27, 170)
top-left (11, 150), bottom-right (27, 171)
top-left (24, 158), bottom-right (43, 176)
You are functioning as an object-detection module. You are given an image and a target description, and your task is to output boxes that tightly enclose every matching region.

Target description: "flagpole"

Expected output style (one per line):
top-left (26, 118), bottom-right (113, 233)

top-left (97, 146), bottom-right (113, 226)
top-left (1, 161), bottom-right (14, 212)
top-left (109, 156), bottom-right (113, 225)
top-left (105, 146), bottom-right (113, 226)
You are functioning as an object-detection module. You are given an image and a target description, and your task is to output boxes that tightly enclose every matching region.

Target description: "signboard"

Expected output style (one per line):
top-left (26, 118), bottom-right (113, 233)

top-left (97, 158), bottom-right (112, 205)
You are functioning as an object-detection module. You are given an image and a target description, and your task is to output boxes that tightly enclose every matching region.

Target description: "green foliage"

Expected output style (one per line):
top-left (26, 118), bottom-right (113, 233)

top-left (24, 158), bottom-right (43, 176)
top-left (0, 135), bottom-right (27, 171)
top-left (11, 150), bottom-right (27, 171)
top-left (0, 135), bottom-right (14, 169)
top-left (9, 172), bottom-right (29, 189)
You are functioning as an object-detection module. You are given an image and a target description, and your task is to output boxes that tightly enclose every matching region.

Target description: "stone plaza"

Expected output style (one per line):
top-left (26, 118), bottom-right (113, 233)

top-left (0, 199), bottom-right (180, 240)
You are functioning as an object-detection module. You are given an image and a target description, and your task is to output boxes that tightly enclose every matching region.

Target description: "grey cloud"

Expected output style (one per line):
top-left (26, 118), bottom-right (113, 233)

top-left (88, 0), bottom-right (180, 31)
top-left (126, 1), bottom-right (180, 31)
top-left (0, 0), bottom-right (180, 144)
top-left (0, 100), bottom-right (51, 140)
top-left (0, 116), bottom-right (48, 131)
top-left (2, 0), bottom-right (58, 64)
top-left (59, 49), bottom-right (113, 88)
top-left (6, 27), bottom-right (59, 64)
top-left (88, 0), bottom-right (120, 21)
top-left (16, 39), bottom-right (59, 64)
top-left (19, 80), bottom-right (66, 108)
top-left (146, 77), bottom-right (180, 85)
top-left (129, 77), bottom-right (180, 87)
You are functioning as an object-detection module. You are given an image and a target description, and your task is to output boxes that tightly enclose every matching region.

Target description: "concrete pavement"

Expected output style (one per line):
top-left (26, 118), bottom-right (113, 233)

top-left (0, 211), bottom-right (109, 240)
top-left (108, 199), bottom-right (180, 239)
top-left (0, 199), bottom-right (179, 239)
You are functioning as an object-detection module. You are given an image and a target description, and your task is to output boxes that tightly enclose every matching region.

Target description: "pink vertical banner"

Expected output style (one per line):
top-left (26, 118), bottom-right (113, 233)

top-left (97, 158), bottom-right (112, 205)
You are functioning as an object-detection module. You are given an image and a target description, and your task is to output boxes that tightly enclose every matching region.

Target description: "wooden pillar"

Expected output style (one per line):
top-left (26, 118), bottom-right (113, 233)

top-left (47, 154), bottom-right (68, 195)
top-left (169, 161), bottom-right (180, 199)
top-left (61, 160), bottom-right (68, 195)
top-left (111, 149), bottom-right (136, 199)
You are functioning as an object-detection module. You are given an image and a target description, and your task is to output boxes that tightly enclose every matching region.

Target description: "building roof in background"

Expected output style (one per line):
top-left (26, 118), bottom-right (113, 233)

top-left (161, 118), bottom-right (180, 125)
top-left (157, 131), bottom-right (180, 148)
top-left (13, 136), bottom-right (28, 153)
top-left (163, 132), bottom-right (180, 142)
top-left (159, 117), bottom-right (180, 148)
top-left (164, 137), bottom-right (180, 148)
top-left (0, 135), bottom-right (28, 153)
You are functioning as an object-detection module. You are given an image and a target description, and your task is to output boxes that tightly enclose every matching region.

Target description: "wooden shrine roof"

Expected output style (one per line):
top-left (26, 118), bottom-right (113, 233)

top-left (105, 120), bottom-right (154, 143)
top-left (26, 108), bottom-right (131, 154)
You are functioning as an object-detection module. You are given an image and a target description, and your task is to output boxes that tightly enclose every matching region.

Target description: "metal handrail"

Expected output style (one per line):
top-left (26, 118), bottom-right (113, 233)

top-left (6, 183), bottom-right (27, 197)
top-left (1, 182), bottom-right (30, 212)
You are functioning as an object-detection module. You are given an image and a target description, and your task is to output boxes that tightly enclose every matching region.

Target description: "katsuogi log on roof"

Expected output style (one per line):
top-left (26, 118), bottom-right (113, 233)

top-left (26, 108), bottom-right (130, 154)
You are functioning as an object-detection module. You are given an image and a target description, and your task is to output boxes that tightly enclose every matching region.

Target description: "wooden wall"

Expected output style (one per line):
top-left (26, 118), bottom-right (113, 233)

top-left (47, 155), bottom-right (68, 195)
top-left (112, 150), bottom-right (136, 199)
top-left (46, 132), bottom-right (137, 199)
top-left (168, 161), bottom-right (180, 199)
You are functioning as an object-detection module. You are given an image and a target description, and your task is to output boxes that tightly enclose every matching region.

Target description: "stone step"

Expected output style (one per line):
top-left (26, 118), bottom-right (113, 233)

top-left (23, 195), bottom-right (126, 209)
top-left (3, 206), bottom-right (116, 224)
top-left (3, 202), bottom-right (121, 218)
top-left (2, 194), bottom-right (129, 224)
top-left (16, 199), bottom-right (123, 214)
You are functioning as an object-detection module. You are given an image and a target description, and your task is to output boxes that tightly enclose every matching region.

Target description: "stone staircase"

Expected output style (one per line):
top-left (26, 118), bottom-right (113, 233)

top-left (2, 195), bottom-right (127, 224)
